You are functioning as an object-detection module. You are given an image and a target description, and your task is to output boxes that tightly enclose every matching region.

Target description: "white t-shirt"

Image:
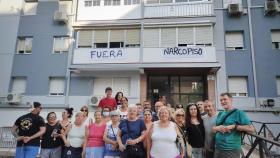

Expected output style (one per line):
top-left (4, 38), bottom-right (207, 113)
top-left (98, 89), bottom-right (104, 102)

top-left (67, 124), bottom-right (85, 148)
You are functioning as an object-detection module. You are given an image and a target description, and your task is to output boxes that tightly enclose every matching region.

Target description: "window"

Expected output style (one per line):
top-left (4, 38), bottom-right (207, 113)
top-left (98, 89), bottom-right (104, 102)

top-left (126, 29), bottom-right (140, 47)
top-left (53, 37), bottom-right (70, 54)
top-left (195, 26), bottom-right (213, 46)
top-left (228, 76), bottom-right (248, 97)
top-left (78, 30), bottom-right (92, 48)
top-left (105, 0), bottom-right (121, 5)
top-left (59, 1), bottom-right (71, 14)
top-left (85, 0), bottom-right (92, 7)
top-left (17, 37), bottom-right (33, 54)
top-left (144, 28), bottom-right (159, 47)
top-left (11, 77), bottom-right (27, 94)
top-left (271, 30), bottom-right (280, 49)
top-left (226, 31), bottom-right (244, 50)
top-left (178, 27), bottom-right (194, 46)
top-left (223, 0), bottom-right (242, 8)
top-left (94, 30), bottom-right (108, 48)
top-left (49, 77), bottom-right (65, 96)
top-left (92, 0), bottom-right (101, 6)
top-left (160, 0), bottom-right (172, 3)
top-left (93, 77), bottom-right (130, 96)
top-left (277, 77), bottom-right (280, 96)
top-left (110, 30), bottom-right (124, 48)
top-left (146, 0), bottom-right (159, 4)
top-left (161, 28), bottom-right (176, 47)
top-left (23, 2), bottom-right (37, 15)
top-left (124, 0), bottom-right (140, 5)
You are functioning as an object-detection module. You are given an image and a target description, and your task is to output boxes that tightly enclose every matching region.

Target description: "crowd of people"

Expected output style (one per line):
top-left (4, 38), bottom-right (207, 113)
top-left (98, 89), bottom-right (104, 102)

top-left (11, 86), bottom-right (255, 158)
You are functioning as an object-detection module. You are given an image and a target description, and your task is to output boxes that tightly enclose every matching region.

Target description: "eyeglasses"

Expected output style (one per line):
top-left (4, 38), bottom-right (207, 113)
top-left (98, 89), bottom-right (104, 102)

top-left (176, 114), bottom-right (185, 117)
top-left (81, 109), bottom-right (88, 112)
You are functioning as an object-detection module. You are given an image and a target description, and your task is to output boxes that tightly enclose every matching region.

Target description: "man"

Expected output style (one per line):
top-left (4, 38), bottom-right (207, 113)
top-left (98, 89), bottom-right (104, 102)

top-left (212, 93), bottom-right (255, 158)
top-left (153, 101), bottom-right (164, 121)
top-left (11, 102), bottom-right (46, 158)
top-left (203, 100), bottom-right (218, 158)
top-left (197, 100), bottom-right (207, 118)
top-left (98, 87), bottom-right (117, 110)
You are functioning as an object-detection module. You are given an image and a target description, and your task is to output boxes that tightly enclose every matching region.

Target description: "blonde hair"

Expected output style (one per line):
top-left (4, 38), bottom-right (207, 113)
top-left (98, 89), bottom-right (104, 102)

top-left (157, 106), bottom-right (172, 120)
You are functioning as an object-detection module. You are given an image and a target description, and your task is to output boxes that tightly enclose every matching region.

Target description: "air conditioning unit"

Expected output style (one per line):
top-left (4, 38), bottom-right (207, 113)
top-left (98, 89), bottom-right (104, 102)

top-left (228, 3), bottom-right (243, 16)
top-left (6, 93), bottom-right (21, 104)
top-left (54, 11), bottom-right (68, 23)
top-left (88, 96), bottom-right (103, 107)
top-left (264, 0), bottom-right (279, 15)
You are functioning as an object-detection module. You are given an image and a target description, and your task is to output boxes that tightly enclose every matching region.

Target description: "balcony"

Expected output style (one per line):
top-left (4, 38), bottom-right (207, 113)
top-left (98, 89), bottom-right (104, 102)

top-left (144, 1), bottom-right (214, 18)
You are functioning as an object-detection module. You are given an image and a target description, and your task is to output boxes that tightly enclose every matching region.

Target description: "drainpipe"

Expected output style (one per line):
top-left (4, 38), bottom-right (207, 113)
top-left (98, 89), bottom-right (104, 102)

top-left (247, 0), bottom-right (259, 108)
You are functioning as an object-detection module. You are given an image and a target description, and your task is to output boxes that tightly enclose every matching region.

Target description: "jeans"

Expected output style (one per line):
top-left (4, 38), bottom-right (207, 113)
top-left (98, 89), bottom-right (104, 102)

top-left (192, 148), bottom-right (204, 158)
top-left (85, 147), bottom-right (105, 158)
top-left (213, 149), bottom-right (241, 158)
top-left (41, 146), bottom-right (62, 158)
top-left (15, 146), bottom-right (39, 158)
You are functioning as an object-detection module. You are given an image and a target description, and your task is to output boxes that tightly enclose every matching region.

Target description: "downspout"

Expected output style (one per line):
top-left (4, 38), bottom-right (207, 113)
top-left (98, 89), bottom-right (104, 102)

top-left (247, 0), bottom-right (259, 107)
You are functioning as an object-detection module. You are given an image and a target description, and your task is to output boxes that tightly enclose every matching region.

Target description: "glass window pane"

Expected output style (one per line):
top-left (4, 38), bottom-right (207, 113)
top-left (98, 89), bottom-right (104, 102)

top-left (180, 76), bottom-right (203, 93)
top-left (170, 76), bottom-right (179, 93)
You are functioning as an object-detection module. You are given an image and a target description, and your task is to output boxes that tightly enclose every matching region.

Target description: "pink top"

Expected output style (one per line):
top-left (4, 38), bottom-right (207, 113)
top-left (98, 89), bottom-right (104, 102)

top-left (87, 123), bottom-right (106, 147)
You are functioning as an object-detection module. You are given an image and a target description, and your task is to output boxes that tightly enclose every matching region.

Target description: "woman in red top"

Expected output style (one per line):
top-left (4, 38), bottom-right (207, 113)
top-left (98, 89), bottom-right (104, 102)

top-left (83, 110), bottom-right (106, 158)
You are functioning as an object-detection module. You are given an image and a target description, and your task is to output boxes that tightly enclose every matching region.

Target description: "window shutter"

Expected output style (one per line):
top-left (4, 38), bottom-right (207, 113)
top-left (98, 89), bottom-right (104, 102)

top-left (160, 0), bottom-right (172, 3)
top-left (54, 38), bottom-right (62, 52)
top-left (126, 29), bottom-right (140, 45)
top-left (25, 38), bottom-right (33, 52)
top-left (277, 77), bottom-right (280, 96)
top-left (146, 0), bottom-right (159, 4)
top-left (23, 2), bottom-right (37, 15)
top-left (12, 78), bottom-right (26, 94)
top-left (113, 77), bottom-right (130, 96)
top-left (161, 28), bottom-right (176, 47)
top-left (63, 37), bottom-right (70, 51)
top-left (49, 78), bottom-right (65, 95)
top-left (78, 30), bottom-right (92, 47)
top-left (110, 30), bottom-right (125, 42)
top-left (17, 39), bottom-right (25, 52)
top-left (178, 27), bottom-right (194, 45)
top-left (93, 78), bottom-right (112, 95)
top-left (271, 31), bottom-right (280, 42)
top-left (94, 30), bottom-right (108, 43)
top-left (226, 32), bottom-right (244, 48)
top-left (59, 1), bottom-right (71, 14)
top-left (144, 28), bottom-right (159, 47)
top-left (196, 26), bottom-right (212, 45)
top-left (228, 77), bottom-right (247, 94)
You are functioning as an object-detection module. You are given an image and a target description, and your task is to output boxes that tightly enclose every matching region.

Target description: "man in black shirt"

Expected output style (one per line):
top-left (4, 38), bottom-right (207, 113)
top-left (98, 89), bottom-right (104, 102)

top-left (11, 102), bottom-right (46, 158)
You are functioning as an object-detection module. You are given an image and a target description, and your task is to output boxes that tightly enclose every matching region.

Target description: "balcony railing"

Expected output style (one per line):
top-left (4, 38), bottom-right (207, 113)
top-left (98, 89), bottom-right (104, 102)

top-left (144, 2), bottom-right (214, 18)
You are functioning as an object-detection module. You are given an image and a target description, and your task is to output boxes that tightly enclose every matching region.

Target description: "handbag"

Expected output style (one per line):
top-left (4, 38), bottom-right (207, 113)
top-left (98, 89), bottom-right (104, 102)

top-left (176, 124), bottom-right (192, 158)
top-left (125, 120), bottom-right (145, 157)
top-left (108, 125), bottom-right (119, 151)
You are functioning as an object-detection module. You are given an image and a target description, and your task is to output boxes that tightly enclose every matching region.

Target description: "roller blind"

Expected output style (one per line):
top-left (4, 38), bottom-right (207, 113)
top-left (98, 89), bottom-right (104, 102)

top-left (93, 77), bottom-right (130, 96)
top-left (196, 26), bottom-right (213, 44)
top-left (228, 77), bottom-right (248, 94)
top-left (226, 32), bottom-right (244, 48)
top-left (144, 28), bottom-right (159, 47)
top-left (178, 27), bottom-right (194, 45)
top-left (277, 77), bottom-right (280, 96)
top-left (49, 77), bottom-right (65, 95)
top-left (11, 77), bottom-right (27, 94)
top-left (271, 30), bottom-right (280, 42)
top-left (94, 30), bottom-right (108, 43)
top-left (23, 2), bottom-right (37, 15)
top-left (78, 30), bottom-right (92, 47)
top-left (110, 30), bottom-right (125, 42)
top-left (93, 78), bottom-right (112, 95)
top-left (113, 77), bottom-right (130, 96)
top-left (126, 29), bottom-right (140, 45)
top-left (161, 28), bottom-right (176, 47)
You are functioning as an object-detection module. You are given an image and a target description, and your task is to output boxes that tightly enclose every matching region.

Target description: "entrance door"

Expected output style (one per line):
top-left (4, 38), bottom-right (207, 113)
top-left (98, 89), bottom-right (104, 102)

top-left (147, 76), bottom-right (206, 107)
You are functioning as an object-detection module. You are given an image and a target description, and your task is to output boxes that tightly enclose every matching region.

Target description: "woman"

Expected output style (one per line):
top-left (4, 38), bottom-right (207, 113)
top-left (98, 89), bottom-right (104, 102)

top-left (83, 110), bottom-right (106, 158)
top-left (60, 108), bottom-right (73, 133)
top-left (115, 92), bottom-right (124, 109)
top-left (80, 106), bottom-right (92, 126)
top-left (147, 106), bottom-right (184, 158)
top-left (61, 112), bottom-right (85, 158)
top-left (41, 112), bottom-right (63, 158)
top-left (117, 105), bottom-right (146, 158)
top-left (143, 109), bottom-right (153, 149)
top-left (117, 97), bottom-right (129, 120)
top-left (102, 106), bottom-right (112, 124)
top-left (103, 110), bottom-right (121, 158)
top-left (185, 103), bottom-right (205, 158)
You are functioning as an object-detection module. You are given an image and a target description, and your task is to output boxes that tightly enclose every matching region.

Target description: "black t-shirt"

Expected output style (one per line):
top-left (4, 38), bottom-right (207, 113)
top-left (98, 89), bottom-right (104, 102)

top-left (15, 113), bottom-right (45, 147)
top-left (41, 122), bottom-right (63, 148)
top-left (186, 121), bottom-right (205, 148)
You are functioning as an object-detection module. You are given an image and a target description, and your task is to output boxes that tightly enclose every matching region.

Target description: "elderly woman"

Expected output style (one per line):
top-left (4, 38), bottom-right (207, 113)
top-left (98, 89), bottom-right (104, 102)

top-left (83, 110), bottom-right (106, 158)
top-left (103, 110), bottom-right (121, 158)
top-left (147, 106), bottom-right (184, 158)
top-left (61, 112), bottom-right (85, 158)
top-left (41, 112), bottom-right (63, 158)
top-left (185, 103), bottom-right (205, 158)
top-left (117, 105), bottom-right (146, 158)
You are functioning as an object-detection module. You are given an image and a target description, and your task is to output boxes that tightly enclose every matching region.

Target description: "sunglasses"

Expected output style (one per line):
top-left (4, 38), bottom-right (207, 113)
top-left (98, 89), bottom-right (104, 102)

top-left (176, 114), bottom-right (185, 117)
top-left (81, 109), bottom-right (88, 112)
